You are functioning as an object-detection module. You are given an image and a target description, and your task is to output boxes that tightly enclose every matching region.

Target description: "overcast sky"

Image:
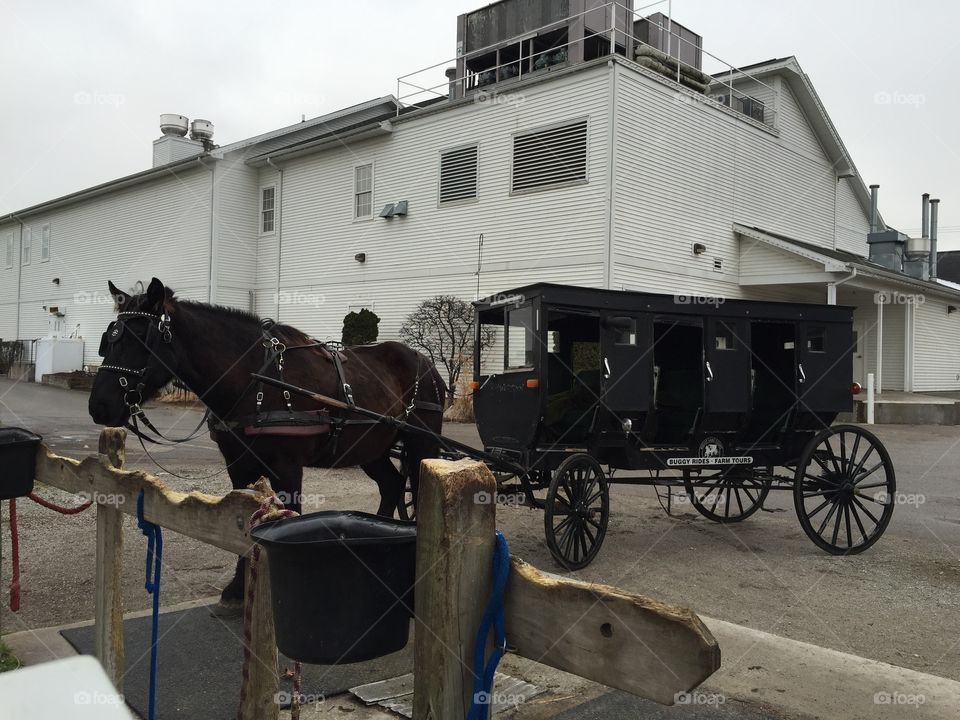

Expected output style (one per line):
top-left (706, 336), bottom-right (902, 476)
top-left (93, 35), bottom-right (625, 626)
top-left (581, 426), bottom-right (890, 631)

top-left (2, 0), bottom-right (957, 247)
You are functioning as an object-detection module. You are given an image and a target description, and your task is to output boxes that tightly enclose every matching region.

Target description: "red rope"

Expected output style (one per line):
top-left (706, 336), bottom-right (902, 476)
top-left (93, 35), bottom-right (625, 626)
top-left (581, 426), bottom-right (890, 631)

top-left (9, 499), bottom-right (20, 612)
top-left (237, 495), bottom-right (300, 720)
top-left (7, 492), bottom-right (95, 612)
top-left (28, 492), bottom-right (93, 515)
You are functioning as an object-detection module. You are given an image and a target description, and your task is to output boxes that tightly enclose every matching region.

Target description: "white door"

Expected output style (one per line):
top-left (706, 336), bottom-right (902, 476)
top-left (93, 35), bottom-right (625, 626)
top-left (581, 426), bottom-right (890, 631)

top-left (852, 322), bottom-right (865, 385)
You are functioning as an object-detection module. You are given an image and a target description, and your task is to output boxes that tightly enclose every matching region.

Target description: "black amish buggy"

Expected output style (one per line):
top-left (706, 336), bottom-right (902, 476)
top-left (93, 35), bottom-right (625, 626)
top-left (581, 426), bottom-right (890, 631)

top-left (470, 284), bottom-right (895, 569)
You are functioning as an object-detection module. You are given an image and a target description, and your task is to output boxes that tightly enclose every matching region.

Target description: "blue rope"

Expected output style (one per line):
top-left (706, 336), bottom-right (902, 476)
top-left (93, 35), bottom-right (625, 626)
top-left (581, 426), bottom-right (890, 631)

top-left (466, 530), bottom-right (510, 720)
top-left (136, 490), bottom-right (163, 720)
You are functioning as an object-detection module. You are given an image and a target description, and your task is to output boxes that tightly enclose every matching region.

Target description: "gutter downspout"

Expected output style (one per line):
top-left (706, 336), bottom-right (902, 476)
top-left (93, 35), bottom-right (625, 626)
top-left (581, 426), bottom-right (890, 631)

top-left (266, 158), bottom-right (284, 319)
top-left (14, 216), bottom-right (23, 342)
top-left (604, 60), bottom-right (618, 289)
top-left (198, 157), bottom-right (216, 303)
top-left (826, 267), bottom-right (857, 305)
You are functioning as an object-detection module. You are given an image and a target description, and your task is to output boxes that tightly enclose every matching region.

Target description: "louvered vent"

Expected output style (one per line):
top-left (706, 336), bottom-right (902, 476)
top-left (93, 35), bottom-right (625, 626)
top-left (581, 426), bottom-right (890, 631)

top-left (512, 120), bottom-right (588, 192)
top-left (439, 145), bottom-right (479, 203)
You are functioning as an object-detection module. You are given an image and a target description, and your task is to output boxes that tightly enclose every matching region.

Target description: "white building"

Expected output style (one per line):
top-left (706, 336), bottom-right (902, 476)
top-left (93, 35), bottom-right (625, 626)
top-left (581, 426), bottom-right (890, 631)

top-left (1, 0), bottom-right (957, 393)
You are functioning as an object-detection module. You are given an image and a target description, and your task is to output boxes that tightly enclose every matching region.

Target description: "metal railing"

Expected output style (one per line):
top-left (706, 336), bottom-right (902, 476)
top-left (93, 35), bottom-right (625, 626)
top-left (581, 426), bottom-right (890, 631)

top-left (396, 1), bottom-right (777, 128)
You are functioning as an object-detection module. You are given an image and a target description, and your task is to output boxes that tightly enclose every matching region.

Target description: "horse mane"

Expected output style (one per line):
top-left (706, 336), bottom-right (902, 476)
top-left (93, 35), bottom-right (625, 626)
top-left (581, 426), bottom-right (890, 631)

top-left (173, 296), bottom-right (313, 345)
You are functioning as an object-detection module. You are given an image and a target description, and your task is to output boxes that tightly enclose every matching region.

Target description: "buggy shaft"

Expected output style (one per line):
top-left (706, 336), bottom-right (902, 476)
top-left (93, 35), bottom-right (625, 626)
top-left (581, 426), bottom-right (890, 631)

top-left (249, 373), bottom-right (527, 476)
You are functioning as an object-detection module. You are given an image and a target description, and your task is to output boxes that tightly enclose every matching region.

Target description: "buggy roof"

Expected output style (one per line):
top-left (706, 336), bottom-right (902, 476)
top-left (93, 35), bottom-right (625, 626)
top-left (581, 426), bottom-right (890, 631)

top-left (474, 283), bottom-right (854, 323)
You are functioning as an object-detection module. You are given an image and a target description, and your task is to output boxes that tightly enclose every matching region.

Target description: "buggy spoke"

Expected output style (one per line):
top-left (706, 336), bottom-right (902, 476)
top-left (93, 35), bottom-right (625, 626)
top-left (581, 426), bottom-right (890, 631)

top-left (804, 472), bottom-right (839, 486)
top-left (844, 503), bottom-right (853, 547)
top-left (831, 503), bottom-right (843, 545)
top-left (850, 501), bottom-right (869, 543)
top-left (853, 462), bottom-right (884, 485)
top-left (733, 487), bottom-right (745, 516)
top-left (851, 496), bottom-right (881, 525)
top-left (803, 488), bottom-right (835, 498)
top-left (817, 499), bottom-right (840, 535)
top-left (806, 498), bottom-right (831, 518)
top-left (855, 481), bottom-right (888, 490)
top-left (848, 432), bottom-right (862, 473)
top-left (849, 445), bottom-right (876, 479)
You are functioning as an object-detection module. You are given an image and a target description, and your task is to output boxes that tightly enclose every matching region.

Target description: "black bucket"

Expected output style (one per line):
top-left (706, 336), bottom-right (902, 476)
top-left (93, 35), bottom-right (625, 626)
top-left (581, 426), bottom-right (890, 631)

top-left (250, 510), bottom-right (417, 664)
top-left (0, 427), bottom-right (41, 500)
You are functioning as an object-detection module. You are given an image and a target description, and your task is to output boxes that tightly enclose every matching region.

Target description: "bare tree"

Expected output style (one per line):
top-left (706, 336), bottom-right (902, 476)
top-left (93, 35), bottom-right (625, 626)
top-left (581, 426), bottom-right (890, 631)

top-left (399, 295), bottom-right (494, 404)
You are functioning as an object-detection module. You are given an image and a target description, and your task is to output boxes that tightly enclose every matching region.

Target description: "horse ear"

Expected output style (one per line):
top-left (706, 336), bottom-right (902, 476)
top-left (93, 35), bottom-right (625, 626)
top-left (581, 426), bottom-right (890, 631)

top-left (107, 281), bottom-right (131, 308)
top-left (146, 277), bottom-right (165, 309)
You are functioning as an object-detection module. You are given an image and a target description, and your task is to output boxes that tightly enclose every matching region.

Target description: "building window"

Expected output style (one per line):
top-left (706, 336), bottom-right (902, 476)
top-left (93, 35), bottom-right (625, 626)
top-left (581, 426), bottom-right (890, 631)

top-left (40, 223), bottom-right (51, 262)
top-left (439, 145), bottom-right (479, 204)
top-left (260, 187), bottom-right (276, 234)
top-left (354, 164), bottom-right (373, 219)
top-left (4, 233), bottom-right (12, 268)
top-left (512, 119), bottom-right (588, 193)
top-left (21, 227), bottom-right (31, 266)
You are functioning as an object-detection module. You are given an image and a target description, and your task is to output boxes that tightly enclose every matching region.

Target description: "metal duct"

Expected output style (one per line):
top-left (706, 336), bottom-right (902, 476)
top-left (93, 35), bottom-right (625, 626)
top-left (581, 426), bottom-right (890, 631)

top-left (930, 198), bottom-right (940, 279)
top-left (922, 193), bottom-right (930, 240)
top-left (869, 184), bottom-right (879, 233)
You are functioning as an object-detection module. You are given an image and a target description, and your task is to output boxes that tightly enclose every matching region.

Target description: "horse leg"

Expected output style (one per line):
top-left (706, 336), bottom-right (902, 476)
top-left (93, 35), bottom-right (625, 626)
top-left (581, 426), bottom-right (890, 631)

top-left (361, 455), bottom-right (405, 517)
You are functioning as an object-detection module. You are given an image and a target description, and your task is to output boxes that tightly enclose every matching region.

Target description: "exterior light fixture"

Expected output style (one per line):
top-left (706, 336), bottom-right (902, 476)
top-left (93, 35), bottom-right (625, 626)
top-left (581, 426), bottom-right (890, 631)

top-left (354, 253), bottom-right (367, 263)
top-left (693, 243), bottom-right (707, 255)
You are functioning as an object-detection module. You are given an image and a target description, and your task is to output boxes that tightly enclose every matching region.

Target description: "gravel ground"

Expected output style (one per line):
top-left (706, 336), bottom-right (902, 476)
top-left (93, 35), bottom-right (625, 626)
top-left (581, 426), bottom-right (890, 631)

top-left (1, 380), bottom-right (959, 687)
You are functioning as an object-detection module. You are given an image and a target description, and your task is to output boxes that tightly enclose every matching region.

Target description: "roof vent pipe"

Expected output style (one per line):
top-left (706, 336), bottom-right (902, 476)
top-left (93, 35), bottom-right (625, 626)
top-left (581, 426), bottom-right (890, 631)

top-left (869, 184), bottom-right (879, 233)
top-left (930, 198), bottom-right (940, 278)
top-left (922, 193), bottom-right (930, 240)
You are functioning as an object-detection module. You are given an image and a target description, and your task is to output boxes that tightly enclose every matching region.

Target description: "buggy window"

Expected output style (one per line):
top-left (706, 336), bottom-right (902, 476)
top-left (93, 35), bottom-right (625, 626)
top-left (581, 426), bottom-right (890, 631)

top-left (806, 326), bottom-right (826, 353)
top-left (611, 317), bottom-right (637, 346)
top-left (506, 305), bottom-right (535, 370)
top-left (715, 321), bottom-right (737, 350)
top-left (477, 308), bottom-right (505, 375)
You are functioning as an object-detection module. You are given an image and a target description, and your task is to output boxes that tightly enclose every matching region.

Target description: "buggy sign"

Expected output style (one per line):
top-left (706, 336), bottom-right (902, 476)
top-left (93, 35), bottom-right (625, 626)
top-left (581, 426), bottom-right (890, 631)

top-left (667, 456), bottom-right (753, 467)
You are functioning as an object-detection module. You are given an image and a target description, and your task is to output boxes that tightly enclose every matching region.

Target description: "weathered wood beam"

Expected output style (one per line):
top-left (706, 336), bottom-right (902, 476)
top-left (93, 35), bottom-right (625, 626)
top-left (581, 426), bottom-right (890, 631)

top-left (94, 428), bottom-right (126, 692)
top-left (504, 558), bottom-right (721, 705)
top-left (34, 444), bottom-right (266, 555)
top-left (413, 458), bottom-right (496, 720)
top-left (238, 554), bottom-right (279, 720)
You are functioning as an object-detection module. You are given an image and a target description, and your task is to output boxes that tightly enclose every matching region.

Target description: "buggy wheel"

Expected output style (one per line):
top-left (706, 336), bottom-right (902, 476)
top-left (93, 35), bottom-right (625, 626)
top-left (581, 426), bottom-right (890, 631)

top-left (391, 443), bottom-right (417, 522)
top-left (544, 454), bottom-right (609, 571)
top-left (793, 425), bottom-right (895, 555)
top-left (684, 469), bottom-right (771, 523)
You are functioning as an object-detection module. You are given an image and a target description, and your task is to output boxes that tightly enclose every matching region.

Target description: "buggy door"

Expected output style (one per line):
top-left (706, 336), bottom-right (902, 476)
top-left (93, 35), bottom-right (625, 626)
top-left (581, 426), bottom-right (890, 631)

top-left (797, 322), bottom-right (853, 416)
top-left (600, 314), bottom-right (652, 420)
top-left (704, 318), bottom-right (751, 418)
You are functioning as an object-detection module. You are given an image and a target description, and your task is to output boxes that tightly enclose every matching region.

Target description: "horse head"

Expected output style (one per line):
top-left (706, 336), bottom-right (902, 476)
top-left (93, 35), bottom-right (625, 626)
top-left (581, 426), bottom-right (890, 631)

top-left (88, 277), bottom-right (178, 426)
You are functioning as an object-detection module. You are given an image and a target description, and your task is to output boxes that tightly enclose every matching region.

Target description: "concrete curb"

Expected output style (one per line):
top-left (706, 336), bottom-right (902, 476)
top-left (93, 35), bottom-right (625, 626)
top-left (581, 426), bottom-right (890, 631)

top-left (700, 615), bottom-right (960, 720)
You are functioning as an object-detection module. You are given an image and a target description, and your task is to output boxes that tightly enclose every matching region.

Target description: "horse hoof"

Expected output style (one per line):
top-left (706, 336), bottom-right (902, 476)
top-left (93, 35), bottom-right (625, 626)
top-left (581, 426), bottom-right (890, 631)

top-left (210, 598), bottom-right (243, 618)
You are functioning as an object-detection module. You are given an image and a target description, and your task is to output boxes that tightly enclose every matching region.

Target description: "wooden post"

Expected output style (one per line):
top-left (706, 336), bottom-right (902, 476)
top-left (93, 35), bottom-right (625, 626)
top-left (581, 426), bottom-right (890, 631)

top-left (95, 428), bottom-right (126, 691)
top-left (238, 553), bottom-right (279, 720)
top-left (413, 459), bottom-right (496, 720)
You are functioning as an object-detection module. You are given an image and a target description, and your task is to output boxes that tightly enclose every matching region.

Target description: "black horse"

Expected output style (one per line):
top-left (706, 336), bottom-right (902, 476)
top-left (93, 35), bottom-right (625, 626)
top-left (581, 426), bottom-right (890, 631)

top-left (88, 278), bottom-right (444, 606)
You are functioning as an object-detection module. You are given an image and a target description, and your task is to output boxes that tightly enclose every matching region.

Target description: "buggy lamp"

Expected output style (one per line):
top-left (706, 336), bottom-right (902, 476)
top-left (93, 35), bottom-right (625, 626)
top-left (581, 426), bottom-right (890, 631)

top-left (851, 382), bottom-right (862, 395)
top-left (469, 381), bottom-right (480, 391)
top-left (526, 379), bottom-right (539, 389)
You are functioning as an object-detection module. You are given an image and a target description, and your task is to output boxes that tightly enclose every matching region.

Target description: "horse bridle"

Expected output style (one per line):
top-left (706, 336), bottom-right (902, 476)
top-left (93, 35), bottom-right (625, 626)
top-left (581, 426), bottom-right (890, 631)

top-left (98, 310), bottom-right (210, 444)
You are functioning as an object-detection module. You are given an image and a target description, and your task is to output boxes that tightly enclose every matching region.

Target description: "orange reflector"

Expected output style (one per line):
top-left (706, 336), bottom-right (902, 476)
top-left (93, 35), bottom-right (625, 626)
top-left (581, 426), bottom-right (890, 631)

top-left (850, 382), bottom-right (862, 395)
top-left (469, 381), bottom-right (480, 391)
top-left (526, 379), bottom-right (539, 389)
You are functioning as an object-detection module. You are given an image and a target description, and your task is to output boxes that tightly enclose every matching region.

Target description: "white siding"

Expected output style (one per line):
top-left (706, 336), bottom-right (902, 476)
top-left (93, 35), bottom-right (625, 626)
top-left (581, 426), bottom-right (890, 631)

top-left (913, 298), bottom-right (960, 391)
top-left (212, 151), bottom-right (259, 310)
top-left (835, 178), bottom-right (870, 256)
top-left (268, 65), bottom-right (611, 341)
top-left (12, 167), bottom-right (214, 365)
top-left (611, 64), bottom-right (843, 301)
